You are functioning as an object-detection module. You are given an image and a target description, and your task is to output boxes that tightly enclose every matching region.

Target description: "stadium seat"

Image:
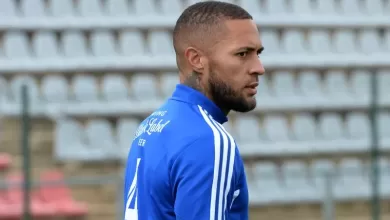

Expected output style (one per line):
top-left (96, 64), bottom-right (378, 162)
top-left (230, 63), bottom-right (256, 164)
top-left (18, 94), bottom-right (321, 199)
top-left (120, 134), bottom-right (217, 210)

top-left (161, 0), bottom-right (182, 14)
top-left (297, 70), bottom-right (324, 100)
top-left (21, 0), bottom-right (46, 17)
top-left (119, 30), bottom-right (145, 56)
top-left (291, 113), bottom-right (317, 141)
top-left (49, 0), bottom-right (74, 17)
top-left (253, 162), bottom-right (284, 203)
top-left (32, 31), bottom-right (59, 58)
top-left (160, 72), bottom-right (179, 98)
top-left (346, 112), bottom-right (369, 141)
top-left (240, 0), bottom-right (262, 15)
top-left (340, 0), bottom-right (362, 15)
top-left (364, 0), bottom-right (382, 15)
top-left (0, 190), bottom-right (21, 219)
top-left (256, 74), bottom-right (271, 101)
top-left (107, 0), bottom-right (129, 16)
top-left (235, 115), bottom-right (261, 142)
top-left (315, 0), bottom-right (336, 14)
top-left (350, 70), bottom-right (370, 102)
top-left (117, 118), bottom-right (140, 160)
top-left (39, 171), bottom-right (88, 217)
top-left (260, 30), bottom-right (280, 54)
top-left (0, 77), bottom-right (8, 102)
top-left (378, 70), bottom-right (390, 105)
top-left (5, 174), bottom-right (57, 217)
top-left (0, 153), bottom-right (11, 170)
top-left (134, 0), bottom-right (157, 15)
top-left (148, 31), bottom-right (175, 55)
top-left (263, 115), bottom-right (290, 142)
top-left (264, 0), bottom-right (287, 14)
top-left (85, 119), bottom-right (117, 160)
top-left (41, 75), bottom-right (69, 103)
top-left (130, 73), bottom-right (158, 101)
top-left (78, 0), bottom-right (103, 17)
top-left (308, 30), bottom-right (332, 54)
top-left (291, 0), bottom-right (312, 14)
top-left (323, 70), bottom-right (350, 102)
top-left (9, 76), bottom-right (40, 111)
top-left (3, 31), bottom-right (31, 59)
top-left (282, 30), bottom-right (307, 54)
top-left (72, 75), bottom-right (99, 102)
top-left (359, 29), bottom-right (382, 54)
top-left (91, 31), bottom-right (117, 57)
top-left (310, 159), bottom-right (336, 192)
top-left (0, 0), bottom-right (17, 19)
top-left (316, 113), bottom-right (345, 153)
top-left (334, 158), bottom-right (370, 200)
top-left (272, 71), bottom-right (297, 102)
top-left (62, 31), bottom-right (88, 57)
top-left (102, 74), bottom-right (129, 101)
top-left (333, 30), bottom-right (357, 54)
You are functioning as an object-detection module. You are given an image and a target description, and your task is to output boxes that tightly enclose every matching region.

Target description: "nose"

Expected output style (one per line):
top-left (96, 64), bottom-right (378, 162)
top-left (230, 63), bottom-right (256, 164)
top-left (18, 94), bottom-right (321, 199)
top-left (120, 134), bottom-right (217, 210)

top-left (250, 57), bottom-right (265, 75)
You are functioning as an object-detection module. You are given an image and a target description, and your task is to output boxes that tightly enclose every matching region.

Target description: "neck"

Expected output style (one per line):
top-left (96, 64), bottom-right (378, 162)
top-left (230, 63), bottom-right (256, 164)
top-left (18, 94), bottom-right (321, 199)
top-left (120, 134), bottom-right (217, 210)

top-left (182, 72), bottom-right (230, 116)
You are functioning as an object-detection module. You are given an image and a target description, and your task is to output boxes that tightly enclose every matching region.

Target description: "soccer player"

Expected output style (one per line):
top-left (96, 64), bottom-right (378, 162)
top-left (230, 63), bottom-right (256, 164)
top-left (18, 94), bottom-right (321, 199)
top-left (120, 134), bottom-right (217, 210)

top-left (123, 1), bottom-right (265, 219)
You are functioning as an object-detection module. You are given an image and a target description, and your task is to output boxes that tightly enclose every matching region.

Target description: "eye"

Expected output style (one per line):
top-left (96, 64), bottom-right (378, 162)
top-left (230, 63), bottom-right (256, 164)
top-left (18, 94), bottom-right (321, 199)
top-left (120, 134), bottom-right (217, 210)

top-left (237, 52), bottom-right (247, 57)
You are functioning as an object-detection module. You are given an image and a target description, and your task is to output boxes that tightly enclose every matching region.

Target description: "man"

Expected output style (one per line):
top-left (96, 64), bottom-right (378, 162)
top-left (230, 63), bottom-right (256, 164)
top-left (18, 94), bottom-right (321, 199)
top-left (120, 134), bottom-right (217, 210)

top-left (124, 1), bottom-right (265, 219)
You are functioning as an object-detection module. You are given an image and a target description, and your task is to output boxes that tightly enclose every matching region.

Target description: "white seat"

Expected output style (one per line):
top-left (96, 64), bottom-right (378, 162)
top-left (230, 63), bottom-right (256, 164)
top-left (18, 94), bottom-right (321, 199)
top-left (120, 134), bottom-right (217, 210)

top-left (148, 31), bottom-right (174, 55)
top-left (102, 74), bottom-right (129, 101)
top-left (235, 115), bottom-right (260, 142)
top-left (291, 0), bottom-right (312, 14)
top-left (85, 119), bottom-right (116, 159)
top-left (336, 158), bottom-right (369, 199)
top-left (0, 77), bottom-right (9, 102)
top-left (260, 30), bottom-right (280, 54)
top-left (264, 0), bottom-right (286, 14)
top-left (256, 75), bottom-right (271, 100)
top-left (282, 161), bottom-right (316, 201)
top-left (291, 113), bottom-right (317, 141)
top-left (350, 70), bottom-right (370, 101)
top-left (55, 119), bottom-right (86, 161)
top-left (254, 162), bottom-right (284, 202)
top-left (21, 0), bottom-right (45, 17)
top-left (378, 113), bottom-right (390, 138)
top-left (308, 30), bottom-right (332, 54)
top-left (49, 0), bottom-right (74, 17)
top-left (161, 0), bottom-right (182, 14)
top-left (107, 0), bottom-right (129, 16)
top-left (62, 31), bottom-right (87, 57)
top-left (385, 30), bottom-right (390, 52)
top-left (282, 30), bottom-right (306, 54)
top-left (324, 70), bottom-right (350, 100)
top-left (0, 0), bottom-right (17, 18)
top-left (117, 118), bottom-right (140, 160)
top-left (91, 31), bottom-right (117, 57)
top-left (297, 70), bottom-right (323, 98)
top-left (33, 31), bottom-right (59, 58)
top-left (378, 70), bottom-right (390, 104)
top-left (10, 76), bottom-right (40, 105)
top-left (4, 31), bottom-right (31, 58)
top-left (346, 112), bottom-right (369, 140)
top-left (41, 75), bottom-right (69, 103)
top-left (311, 159), bottom-right (335, 190)
top-left (134, 0), bottom-right (157, 15)
top-left (359, 29), bottom-right (382, 54)
top-left (333, 30), bottom-right (356, 54)
top-left (119, 30), bottom-right (145, 55)
top-left (318, 113), bottom-right (344, 140)
top-left (240, 0), bottom-right (262, 15)
top-left (78, 0), bottom-right (103, 17)
top-left (222, 121), bottom-right (234, 136)
top-left (263, 115), bottom-right (290, 142)
top-left (130, 73), bottom-right (158, 101)
top-left (340, 0), bottom-right (362, 15)
top-left (72, 75), bottom-right (99, 102)
top-left (364, 0), bottom-right (383, 15)
top-left (272, 72), bottom-right (297, 99)
top-left (160, 72), bottom-right (178, 98)
top-left (314, 0), bottom-right (336, 15)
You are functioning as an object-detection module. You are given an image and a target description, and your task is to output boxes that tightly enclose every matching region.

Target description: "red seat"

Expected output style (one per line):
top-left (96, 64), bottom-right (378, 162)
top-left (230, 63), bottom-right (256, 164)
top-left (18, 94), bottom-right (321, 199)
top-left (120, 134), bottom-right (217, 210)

top-left (39, 171), bottom-right (88, 217)
top-left (0, 191), bottom-right (21, 220)
top-left (0, 153), bottom-right (11, 170)
top-left (5, 173), bottom-right (57, 218)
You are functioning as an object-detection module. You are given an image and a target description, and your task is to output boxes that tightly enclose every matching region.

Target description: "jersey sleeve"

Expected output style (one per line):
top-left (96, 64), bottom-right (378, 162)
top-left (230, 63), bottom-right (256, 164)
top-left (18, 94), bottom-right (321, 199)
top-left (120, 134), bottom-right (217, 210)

top-left (171, 133), bottom-right (236, 220)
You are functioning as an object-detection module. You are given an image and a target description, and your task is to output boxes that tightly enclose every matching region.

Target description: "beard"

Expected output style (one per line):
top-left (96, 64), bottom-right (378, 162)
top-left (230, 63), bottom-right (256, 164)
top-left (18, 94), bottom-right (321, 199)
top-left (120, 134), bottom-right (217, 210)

top-left (208, 71), bottom-right (256, 113)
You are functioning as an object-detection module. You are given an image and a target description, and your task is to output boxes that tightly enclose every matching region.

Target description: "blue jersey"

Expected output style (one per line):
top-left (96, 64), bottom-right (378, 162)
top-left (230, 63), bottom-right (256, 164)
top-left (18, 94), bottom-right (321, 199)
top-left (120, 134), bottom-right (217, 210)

top-left (123, 84), bottom-right (249, 220)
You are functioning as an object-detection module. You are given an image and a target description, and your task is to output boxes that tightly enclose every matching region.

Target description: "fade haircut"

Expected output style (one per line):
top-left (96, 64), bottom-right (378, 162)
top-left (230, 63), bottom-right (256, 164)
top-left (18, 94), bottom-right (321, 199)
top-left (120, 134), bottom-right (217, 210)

top-left (173, 1), bottom-right (253, 71)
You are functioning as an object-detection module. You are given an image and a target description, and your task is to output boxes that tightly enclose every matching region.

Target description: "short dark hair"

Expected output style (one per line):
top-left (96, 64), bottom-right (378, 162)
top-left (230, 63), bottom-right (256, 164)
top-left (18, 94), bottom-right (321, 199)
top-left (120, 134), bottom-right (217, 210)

top-left (173, 1), bottom-right (252, 59)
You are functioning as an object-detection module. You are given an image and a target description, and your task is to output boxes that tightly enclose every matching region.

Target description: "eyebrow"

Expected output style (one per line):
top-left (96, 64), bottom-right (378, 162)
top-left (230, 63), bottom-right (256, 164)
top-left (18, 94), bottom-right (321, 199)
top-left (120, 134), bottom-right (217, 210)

top-left (237, 46), bottom-right (264, 53)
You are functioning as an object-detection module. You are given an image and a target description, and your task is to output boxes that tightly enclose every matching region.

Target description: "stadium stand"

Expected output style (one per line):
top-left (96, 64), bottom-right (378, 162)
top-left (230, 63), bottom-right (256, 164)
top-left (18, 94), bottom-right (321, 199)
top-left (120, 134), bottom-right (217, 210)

top-left (0, 0), bottom-right (389, 219)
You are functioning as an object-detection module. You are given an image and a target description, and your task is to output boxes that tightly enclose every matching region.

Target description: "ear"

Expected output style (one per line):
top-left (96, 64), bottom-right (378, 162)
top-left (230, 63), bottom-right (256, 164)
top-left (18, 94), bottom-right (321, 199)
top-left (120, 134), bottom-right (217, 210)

top-left (184, 47), bottom-right (205, 73)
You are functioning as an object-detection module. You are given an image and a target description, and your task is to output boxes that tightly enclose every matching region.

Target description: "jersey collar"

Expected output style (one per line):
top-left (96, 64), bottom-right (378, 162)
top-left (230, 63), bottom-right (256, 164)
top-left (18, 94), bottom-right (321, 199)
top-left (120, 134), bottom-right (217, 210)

top-left (170, 84), bottom-right (228, 124)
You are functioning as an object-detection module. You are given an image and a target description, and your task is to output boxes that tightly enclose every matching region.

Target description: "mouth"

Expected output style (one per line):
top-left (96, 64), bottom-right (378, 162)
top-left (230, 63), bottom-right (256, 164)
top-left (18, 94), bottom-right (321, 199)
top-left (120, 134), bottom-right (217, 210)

top-left (245, 82), bottom-right (259, 95)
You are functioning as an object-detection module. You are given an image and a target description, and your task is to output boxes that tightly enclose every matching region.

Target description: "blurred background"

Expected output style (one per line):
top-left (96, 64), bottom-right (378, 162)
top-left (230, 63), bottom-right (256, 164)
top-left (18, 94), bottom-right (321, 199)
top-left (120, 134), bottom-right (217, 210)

top-left (0, 0), bottom-right (389, 220)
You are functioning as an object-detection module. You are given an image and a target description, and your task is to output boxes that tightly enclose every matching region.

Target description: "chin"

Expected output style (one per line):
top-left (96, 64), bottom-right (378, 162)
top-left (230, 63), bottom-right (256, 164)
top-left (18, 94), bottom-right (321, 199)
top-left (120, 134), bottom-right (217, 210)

top-left (232, 99), bottom-right (257, 113)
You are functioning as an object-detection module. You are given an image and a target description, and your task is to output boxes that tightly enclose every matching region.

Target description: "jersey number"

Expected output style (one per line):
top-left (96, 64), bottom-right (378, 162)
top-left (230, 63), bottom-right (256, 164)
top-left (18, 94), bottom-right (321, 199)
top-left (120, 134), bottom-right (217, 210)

top-left (125, 158), bottom-right (141, 220)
